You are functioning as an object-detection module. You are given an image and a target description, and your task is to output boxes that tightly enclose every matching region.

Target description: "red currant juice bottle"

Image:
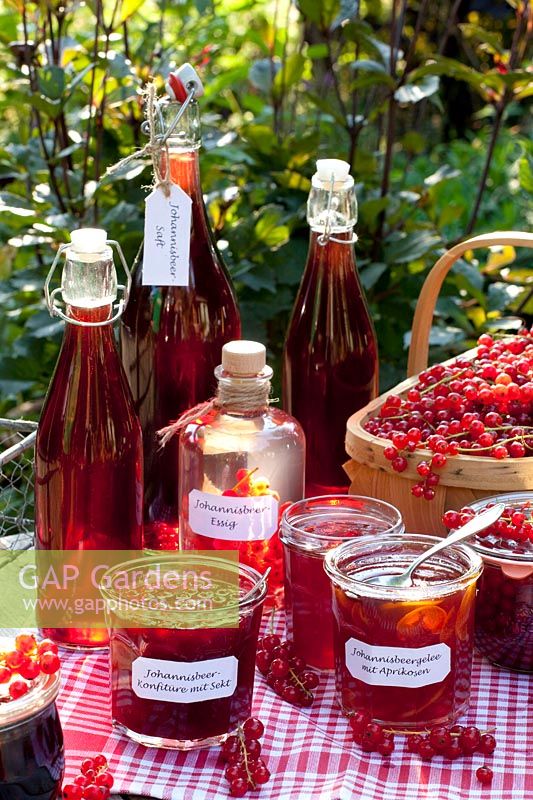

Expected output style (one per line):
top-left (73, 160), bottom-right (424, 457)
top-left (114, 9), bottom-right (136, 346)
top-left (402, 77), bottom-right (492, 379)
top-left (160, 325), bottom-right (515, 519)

top-left (35, 229), bottom-right (143, 649)
top-left (179, 341), bottom-right (305, 602)
top-left (120, 81), bottom-right (240, 547)
top-left (283, 159), bottom-right (378, 496)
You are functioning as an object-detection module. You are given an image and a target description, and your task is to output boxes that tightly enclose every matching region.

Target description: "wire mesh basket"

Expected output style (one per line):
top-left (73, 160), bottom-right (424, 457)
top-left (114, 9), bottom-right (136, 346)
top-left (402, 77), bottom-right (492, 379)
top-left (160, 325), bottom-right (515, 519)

top-left (0, 419), bottom-right (37, 549)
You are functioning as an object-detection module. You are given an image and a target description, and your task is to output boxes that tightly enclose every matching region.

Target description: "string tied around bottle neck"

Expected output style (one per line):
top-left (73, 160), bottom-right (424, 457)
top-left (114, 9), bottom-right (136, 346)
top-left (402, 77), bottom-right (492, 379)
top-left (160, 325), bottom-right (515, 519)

top-left (317, 172), bottom-right (358, 247)
top-left (104, 81), bottom-right (197, 198)
top-left (157, 369), bottom-right (274, 448)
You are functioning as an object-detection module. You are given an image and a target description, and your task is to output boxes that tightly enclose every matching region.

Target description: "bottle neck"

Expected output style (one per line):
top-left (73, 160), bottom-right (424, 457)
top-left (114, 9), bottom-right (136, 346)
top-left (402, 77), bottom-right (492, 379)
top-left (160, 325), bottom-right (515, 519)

top-left (162, 149), bottom-right (203, 202)
top-left (215, 367), bottom-right (272, 414)
top-left (307, 182), bottom-right (357, 234)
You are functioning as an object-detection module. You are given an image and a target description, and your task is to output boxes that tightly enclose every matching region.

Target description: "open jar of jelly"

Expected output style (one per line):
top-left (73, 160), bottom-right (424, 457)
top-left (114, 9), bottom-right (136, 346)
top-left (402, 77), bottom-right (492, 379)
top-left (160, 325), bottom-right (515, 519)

top-left (458, 492), bottom-right (533, 673)
top-left (324, 534), bottom-right (482, 731)
top-left (101, 553), bottom-right (266, 749)
top-left (279, 496), bottom-right (404, 669)
top-left (0, 654), bottom-right (64, 798)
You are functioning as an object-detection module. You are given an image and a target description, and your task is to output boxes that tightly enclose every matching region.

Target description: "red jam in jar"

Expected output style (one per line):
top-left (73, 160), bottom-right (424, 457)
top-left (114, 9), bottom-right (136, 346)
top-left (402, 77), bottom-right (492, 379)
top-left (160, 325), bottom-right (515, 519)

top-left (0, 654), bottom-right (64, 799)
top-left (325, 534), bottom-right (482, 731)
top-left (101, 554), bottom-right (266, 749)
top-left (454, 493), bottom-right (533, 673)
top-left (279, 496), bottom-right (403, 670)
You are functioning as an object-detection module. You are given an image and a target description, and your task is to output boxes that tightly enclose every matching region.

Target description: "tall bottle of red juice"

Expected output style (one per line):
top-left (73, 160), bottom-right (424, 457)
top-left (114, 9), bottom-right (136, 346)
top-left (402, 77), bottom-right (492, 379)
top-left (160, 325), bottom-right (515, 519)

top-left (35, 228), bottom-right (143, 649)
top-left (178, 340), bottom-right (305, 603)
top-left (283, 159), bottom-right (378, 496)
top-left (120, 65), bottom-right (241, 547)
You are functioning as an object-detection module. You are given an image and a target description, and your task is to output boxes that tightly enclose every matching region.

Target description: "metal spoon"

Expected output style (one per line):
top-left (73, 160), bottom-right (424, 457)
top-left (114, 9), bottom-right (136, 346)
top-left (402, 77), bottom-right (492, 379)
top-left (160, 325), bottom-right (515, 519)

top-left (371, 503), bottom-right (505, 588)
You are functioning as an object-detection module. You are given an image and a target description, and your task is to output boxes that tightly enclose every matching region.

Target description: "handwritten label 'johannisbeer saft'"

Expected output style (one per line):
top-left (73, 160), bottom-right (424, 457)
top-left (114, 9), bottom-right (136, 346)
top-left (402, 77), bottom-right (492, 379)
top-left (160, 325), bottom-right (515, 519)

top-left (345, 637), bottom-right (451, 689)
top-left (188, 489), bottom-right (279, 541)
top-left (143, 184), bottom-right (192, 286)
top-left (131, 656), bottom-right (238, 703)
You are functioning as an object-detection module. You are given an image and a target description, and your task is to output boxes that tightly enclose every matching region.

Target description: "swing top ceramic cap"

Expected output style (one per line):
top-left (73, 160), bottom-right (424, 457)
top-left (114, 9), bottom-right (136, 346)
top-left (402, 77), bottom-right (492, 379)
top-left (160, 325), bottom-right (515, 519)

top-left (166, 63), bottom-right (205, 101)
top-left (312, 159), bottom-right (354, 189)
top-left (222, 341), bottom-right (266, 376)
top-left (70, 228), bottom-right (108, 255)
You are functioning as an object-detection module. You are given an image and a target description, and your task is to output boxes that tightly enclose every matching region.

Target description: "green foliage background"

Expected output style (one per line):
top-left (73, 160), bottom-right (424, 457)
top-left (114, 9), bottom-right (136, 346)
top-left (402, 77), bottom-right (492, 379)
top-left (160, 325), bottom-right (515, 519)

top-left (0, 0), bottom-right (531, 415)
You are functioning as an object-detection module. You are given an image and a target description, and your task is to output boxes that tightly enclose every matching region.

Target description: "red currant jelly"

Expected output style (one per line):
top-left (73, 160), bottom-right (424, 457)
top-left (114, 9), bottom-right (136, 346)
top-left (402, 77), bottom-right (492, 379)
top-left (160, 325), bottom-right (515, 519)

top-left (0, 665), bottom-right (64, 799)
top-left (325, 534), bottom-right (482, 731)
top-left (279, 496), bottom-right (403, 669)
top-left (101, 554), bottom-right (266, 749)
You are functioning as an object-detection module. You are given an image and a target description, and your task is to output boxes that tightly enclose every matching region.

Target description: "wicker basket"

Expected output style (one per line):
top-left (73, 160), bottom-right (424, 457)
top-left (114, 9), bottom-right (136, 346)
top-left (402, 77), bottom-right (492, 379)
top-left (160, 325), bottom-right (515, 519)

top-left (345, 231), bottom-right (533, 535)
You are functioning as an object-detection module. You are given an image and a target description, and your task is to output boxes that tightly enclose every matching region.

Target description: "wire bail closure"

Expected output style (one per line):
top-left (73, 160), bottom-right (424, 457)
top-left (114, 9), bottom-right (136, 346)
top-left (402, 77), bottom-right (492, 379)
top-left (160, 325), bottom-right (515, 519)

top-left (140, 82), bottom-right (197, 143)
top-left (44, 240), bottom-right (132, 328)
top-left (317, 173), bottom-right (358, 247)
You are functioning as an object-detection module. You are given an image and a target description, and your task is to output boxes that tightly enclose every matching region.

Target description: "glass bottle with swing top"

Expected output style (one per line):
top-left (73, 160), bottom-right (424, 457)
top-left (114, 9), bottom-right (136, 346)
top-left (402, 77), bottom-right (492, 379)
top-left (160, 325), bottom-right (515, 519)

top-left (35, 228), bottom-right (143, 650)
top-left (178, 340), bottom-right (305, 604)
top-left (282, 159), bottom-right (378, 497)
top-left (120, 64), bottom-right (241, 549)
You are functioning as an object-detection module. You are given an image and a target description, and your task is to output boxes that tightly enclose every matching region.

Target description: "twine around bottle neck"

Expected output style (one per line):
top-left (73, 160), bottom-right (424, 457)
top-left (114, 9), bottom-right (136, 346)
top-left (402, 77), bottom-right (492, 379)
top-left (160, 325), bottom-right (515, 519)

top-left (157, 369), bottom-right (273, 447)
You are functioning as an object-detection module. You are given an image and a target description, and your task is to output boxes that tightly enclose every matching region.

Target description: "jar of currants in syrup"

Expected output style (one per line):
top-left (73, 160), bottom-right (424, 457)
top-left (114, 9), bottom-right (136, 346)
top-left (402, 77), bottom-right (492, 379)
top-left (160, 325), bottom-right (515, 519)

top-left (445, 492), bottom-right (533, 673)
top-left (0, 645), bottom-right (64, 799)
top-left (325, 534), bottom-right (482, 732)
top-left (279, 495), bottom-right (404, 670)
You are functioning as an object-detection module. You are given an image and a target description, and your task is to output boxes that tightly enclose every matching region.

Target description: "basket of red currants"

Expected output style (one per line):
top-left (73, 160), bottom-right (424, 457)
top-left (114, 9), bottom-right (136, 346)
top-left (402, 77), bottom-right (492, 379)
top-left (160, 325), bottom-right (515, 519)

top-left (345, 231), bottom-right (533, 536)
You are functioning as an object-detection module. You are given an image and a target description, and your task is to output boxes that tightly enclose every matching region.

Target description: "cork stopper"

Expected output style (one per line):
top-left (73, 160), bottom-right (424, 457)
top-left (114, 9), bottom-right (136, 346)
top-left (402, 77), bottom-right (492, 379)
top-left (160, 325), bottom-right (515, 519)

top-left (221, 341), bottom-right (266, 376)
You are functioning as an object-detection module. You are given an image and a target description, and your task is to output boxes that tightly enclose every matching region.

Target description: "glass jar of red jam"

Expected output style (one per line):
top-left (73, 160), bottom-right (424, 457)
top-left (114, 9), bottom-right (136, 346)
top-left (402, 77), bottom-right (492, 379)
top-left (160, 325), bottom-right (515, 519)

top-left (459, 492), bottom-right (533, 673)
top-left (279, 495), bottom-right (404, 670)
top-left (0, 662), bottom-right (64, 798)
top-left (101, 554), bottom-right (266, 749)
top-left (324, 534), bottom-right (482, 731)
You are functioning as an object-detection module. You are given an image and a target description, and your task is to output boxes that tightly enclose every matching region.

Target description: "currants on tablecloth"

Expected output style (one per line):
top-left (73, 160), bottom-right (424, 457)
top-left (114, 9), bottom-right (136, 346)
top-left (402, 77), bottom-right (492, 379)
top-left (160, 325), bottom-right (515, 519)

top-left (349, 712), bottom-right (396, 756)
top-left (256, 634), bottom-right (320, 707)
top-left (62, 754), bottom-right (114, 799)
top-left (220, 717), bottom-right (270, 796)
top-left (406, 723), bottom-right (497, 783)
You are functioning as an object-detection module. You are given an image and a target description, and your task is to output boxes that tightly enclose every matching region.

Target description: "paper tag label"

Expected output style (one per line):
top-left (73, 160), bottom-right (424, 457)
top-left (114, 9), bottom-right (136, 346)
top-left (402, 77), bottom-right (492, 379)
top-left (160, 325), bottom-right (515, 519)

top-left (188, 489), bottom-right (279, 541)
top-left (345, 637), bottom-right (451, 688)
top-left (142, 184), bottom-right (192, 286)
top-left (131, 655), bottom-right (238, 703)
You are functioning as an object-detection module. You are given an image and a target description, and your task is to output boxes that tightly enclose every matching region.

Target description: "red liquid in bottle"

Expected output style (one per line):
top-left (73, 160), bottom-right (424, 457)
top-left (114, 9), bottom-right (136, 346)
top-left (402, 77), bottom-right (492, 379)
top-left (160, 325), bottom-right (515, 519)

top-left (35, 304), bottom-right (143, 648)
top-left (121, 151), bottom-right (240, 544)
top-left (283, 230), bottom-right (378, 496)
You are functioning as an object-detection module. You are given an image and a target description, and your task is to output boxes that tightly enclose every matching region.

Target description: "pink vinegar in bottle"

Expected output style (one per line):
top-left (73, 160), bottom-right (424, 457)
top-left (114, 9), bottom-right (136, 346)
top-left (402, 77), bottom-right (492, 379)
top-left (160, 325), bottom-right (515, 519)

top-left (283, 159), bottom-right (378, 496)
top-left (179, 341), bottom-right (305, 604)
top-left (35, 230), bottom-right (143, 649)
top-left (120, 87), bottom-right (240, 547)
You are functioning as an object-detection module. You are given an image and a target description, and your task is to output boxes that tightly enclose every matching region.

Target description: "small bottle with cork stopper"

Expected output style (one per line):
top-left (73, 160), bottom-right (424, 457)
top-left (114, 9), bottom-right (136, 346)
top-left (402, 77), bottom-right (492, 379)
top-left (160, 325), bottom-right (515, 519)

top-left (178, 340), bottom-right (305, 602)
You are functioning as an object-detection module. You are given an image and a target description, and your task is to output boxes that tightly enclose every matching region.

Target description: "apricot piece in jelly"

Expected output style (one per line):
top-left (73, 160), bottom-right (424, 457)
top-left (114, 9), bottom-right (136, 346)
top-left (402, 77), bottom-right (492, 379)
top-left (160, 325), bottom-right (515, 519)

top-left (396, 604), bottom-right (447, 638)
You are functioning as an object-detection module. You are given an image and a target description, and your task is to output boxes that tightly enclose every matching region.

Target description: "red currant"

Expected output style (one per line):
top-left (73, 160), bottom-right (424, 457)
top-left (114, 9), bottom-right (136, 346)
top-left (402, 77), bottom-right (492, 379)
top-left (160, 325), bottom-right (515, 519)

top-left (476, 766), bottom-right (493, 785)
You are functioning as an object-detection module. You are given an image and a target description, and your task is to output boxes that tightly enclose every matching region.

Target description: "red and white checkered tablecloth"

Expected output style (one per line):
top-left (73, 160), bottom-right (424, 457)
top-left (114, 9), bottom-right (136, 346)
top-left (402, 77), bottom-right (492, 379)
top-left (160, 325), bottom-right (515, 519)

top-left (57, 621), bottom-right (532, 800)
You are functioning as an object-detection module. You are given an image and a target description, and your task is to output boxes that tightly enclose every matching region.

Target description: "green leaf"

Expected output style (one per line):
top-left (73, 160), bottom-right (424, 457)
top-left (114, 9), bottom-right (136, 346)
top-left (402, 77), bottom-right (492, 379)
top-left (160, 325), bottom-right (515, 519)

top-left (384, 231), bottom-right (441, 263)
top-left (37, 66), bottom-right (65, 102)
top-left (487, 282), bottom-right (524, 312)
top-left (307, 43), bottom-right (329, 59)
top-left (518, 156), bottom-right (533, 192)
top-left (0, 193), bottom-right (35, 218)
top-left (395, 75), bottom-right (439, 105)
top-left (360, 261), bottom-right (388, 291)
top-left (409, 57), bottom-right (485, 94)
top-left (458, 23), bottom-right (503, 54)
top-left (117, 0), bottom-right (146, 25)
top-left (332, 0), bottom-right (359, 30)
top-left (424, 165), bottom-right (461, 186)
top-left (298, 0), bottom-right (340, 29)
top-left (273, 53), bottom-right (305, 95)
top-left (249, 59), bottom-right (277, 93)
top-left (254, 205), bottom-right (290, 248)
top-left (352, 59), bottom-right (388, 74)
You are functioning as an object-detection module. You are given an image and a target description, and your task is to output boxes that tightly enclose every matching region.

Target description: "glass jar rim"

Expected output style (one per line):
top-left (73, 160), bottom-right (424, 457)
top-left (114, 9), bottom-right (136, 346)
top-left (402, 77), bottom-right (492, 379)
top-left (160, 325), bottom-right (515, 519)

top-left (0, 639), bottom-right (60, 730)
top-left (456, 492), bottom-right (533, 565)
top-left (100, 553), bottom-right (267, 623)
top-left (324, 533), bottom-right (483, 600)
top-left (280, 494), bottom-right (404, 551)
